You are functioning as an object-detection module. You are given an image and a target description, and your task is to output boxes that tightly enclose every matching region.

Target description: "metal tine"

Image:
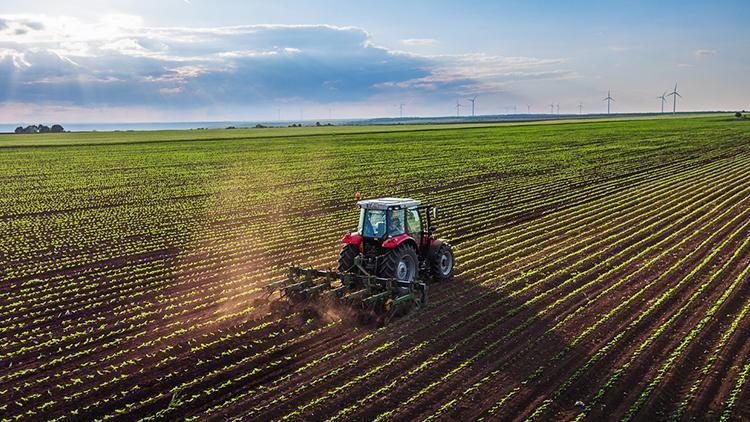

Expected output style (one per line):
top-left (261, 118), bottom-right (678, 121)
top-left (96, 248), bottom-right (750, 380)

top-left (345, 288), bottom-right (369, 302)
top-left (363, 290), bottom-right (390, 304)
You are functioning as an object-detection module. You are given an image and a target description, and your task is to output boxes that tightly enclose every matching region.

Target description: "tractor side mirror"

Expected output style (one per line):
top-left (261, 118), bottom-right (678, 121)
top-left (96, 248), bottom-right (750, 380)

top-left (432, 207), bottom-right (438, 219)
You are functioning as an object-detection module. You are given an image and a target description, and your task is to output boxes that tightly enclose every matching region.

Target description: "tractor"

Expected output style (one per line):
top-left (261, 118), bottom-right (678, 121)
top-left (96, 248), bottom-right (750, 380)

top-left (265, 196), bottom-right (455, 322)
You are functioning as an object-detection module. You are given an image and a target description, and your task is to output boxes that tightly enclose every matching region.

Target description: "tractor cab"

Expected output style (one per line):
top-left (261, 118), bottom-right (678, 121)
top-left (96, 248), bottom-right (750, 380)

top-left (341, 197), bottom-right (453, 283)
top-left (355, 198), bottom-right (433, 254)
top-left (357, 198), bottom-right (422, 239)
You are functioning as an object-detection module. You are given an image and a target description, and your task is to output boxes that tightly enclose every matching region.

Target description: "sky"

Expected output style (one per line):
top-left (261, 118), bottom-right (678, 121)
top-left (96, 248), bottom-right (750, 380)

top-left (0, 0), bottom-right (748, 123)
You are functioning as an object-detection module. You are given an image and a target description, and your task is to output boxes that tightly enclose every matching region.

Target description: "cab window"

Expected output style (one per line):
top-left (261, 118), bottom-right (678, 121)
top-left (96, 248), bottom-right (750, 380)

top-left (360, 209), bottom-right (386, 237)
top-left (387, 209), bottom-right (405, 236)
top-left (406, 207), bottom-right (422, 237)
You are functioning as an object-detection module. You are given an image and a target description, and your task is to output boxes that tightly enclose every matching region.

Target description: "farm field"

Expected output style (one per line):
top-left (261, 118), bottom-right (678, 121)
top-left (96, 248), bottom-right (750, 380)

top-left (2, 115), bottom-right (750, 420)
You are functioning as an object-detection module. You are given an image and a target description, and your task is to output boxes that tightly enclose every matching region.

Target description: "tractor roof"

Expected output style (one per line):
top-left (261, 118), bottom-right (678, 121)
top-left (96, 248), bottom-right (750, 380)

top-left (357, 197), bottom-right (421, 210)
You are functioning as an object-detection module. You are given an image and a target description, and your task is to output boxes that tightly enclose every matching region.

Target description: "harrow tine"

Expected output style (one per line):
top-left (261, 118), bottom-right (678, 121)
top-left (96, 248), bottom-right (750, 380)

top-left (325, 285), bottom-right (348, 297)
top-left (384, 304), bottom-right (398, 325)
top-left (363, 291), bottom-right (390, 305)
top-left (264, 279), bottom-right (287, 297)
top-left (344, 288), bottom-right (370, 304)
top-left (283, 279), bottom-right (314, 297)
top-left (390, 293), bottom-right (414, 308)
top-left (303, 282), bottom-right (331, 297)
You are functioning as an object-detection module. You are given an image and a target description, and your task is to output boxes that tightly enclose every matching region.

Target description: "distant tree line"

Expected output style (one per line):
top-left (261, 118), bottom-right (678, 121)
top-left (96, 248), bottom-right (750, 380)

top-left (14, 124), bottom-right (65, 134)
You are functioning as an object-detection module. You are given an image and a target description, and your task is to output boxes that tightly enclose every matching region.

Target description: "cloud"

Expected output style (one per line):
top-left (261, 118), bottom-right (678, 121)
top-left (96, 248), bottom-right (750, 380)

top-left (676, 63), bottom-right (694, 68)
top-left (693, 49), bottom-right (717, 58)
top-left (377, 53), bottom-right (571, 95)
top-left (400, 38), bottom-right (437, 47)
top-left (0, 14), bottom-right (569, 120)
top-left (607, 46), bottom-right (628, 53)
top-left (159, 86), bottom-right (184, 94)
top-left (0, 16), bottom-right (44, 35)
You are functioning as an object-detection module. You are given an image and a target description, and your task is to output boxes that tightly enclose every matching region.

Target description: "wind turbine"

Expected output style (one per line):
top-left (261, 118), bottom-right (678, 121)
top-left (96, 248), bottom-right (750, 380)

top-left (467, 96), bottom-right (477, 117)
top-left (603, 90), bottom-right (614, 114)
top-left (398, 103), bottom-right (405, 118)
top-left (455, 99), bottom-right (462, 117)
top-left (657, 92), bottom-right (668, 113)
top-left (556, 104), bottom-right (560, 114)
top-left (666, 83), bottom-right (682, 114)
top-left (513, 105), bottom-right (517, 114)
top-left (549, 103), bottom-right (555, 114)
top-left (527, 104), bottom-right (531, 114)
top-left (578, 103), bottom-right (583, 115)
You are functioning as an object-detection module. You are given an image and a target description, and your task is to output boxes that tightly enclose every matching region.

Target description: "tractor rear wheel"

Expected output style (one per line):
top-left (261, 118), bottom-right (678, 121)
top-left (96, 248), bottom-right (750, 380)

top-left (338, 244), bottom-right (359, 273)
top-left (379, 243), bottom-right (419, 282)
top-left (430, 243), bottom-right (455, 281)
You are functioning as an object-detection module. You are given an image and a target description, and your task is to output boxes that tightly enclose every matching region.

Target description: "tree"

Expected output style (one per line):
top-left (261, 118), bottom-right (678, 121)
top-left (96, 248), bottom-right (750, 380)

top-left (736, 112), bottom-right (743, 118)
top-left (14, 126), bottom-right (23, 134)
top-left (51, 124), bottom-right (64, 133)
top-left (38, 125), bottom-right (50, 133)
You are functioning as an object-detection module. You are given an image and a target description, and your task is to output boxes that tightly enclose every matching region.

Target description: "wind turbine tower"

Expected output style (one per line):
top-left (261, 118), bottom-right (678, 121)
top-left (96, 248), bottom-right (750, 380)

top-left (527, 104), bottom-right (531, 114)
top-left (666, 83), bottom-right (682, 114)
top-left (398, 103), bottom-right (405, 119)
top-left (556, 104), bottom-right (560, 114)
top-left (658, 92), bottom-right (668, 114)
top-left (578, 103), bottom-right (583, 115)
top-left (549, 103), bottom-right (555, 114)
top-left (467, 96), bottom-right (477, 117)
top-left (455, 99), bottom-right (462, 117)
top-left (603, 90), bottom-right (615, 114)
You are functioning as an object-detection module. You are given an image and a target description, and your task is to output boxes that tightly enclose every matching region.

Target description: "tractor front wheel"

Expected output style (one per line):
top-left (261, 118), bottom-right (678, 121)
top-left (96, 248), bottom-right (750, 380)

top-left (430, 243), bottom-right (455, 281)
top-left (379, 243), bottom-right (419, 282)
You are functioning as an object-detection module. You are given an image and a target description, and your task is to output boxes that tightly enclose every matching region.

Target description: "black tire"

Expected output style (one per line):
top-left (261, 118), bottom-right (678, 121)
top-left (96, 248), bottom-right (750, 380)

top-left (379, 243), bottom-right (419, 282)
top-left (338, 244), bottom-right (360, 273)
top-left (430, 242), bottom-right (455, 281)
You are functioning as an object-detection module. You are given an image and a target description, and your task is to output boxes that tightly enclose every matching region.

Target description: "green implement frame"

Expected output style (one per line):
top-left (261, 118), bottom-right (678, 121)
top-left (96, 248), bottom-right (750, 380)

top-left (265, 265), bottom-right (428, 322)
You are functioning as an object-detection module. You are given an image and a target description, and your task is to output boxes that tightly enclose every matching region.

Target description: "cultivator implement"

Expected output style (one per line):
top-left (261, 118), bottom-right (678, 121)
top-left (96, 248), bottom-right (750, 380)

top-left (265, 265), bottom-right (428, 323)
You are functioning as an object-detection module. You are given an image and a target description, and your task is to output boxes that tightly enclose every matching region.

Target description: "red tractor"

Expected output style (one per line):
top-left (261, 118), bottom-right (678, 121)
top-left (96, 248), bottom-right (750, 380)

top-left (339, 197), bottom-right (454, 283)
top-left (266, 197), bottom-right (455, 321)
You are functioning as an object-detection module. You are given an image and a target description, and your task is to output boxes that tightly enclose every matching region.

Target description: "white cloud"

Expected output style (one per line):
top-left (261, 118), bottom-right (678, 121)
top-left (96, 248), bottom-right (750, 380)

top-left (378, 53), bottom-right (570, 95)
top-left (400, 38), bottom-right (437, 47)
top-left (100, 38), bottom-right (148, 54)
top-left (159, 86), bottom-right (184, 94)
top-left (693, 49), bottom-right (717, 58)
top-left (607, 46), bottom-right (629, 53)
top-left (0, 48), bottom-right (30, 67)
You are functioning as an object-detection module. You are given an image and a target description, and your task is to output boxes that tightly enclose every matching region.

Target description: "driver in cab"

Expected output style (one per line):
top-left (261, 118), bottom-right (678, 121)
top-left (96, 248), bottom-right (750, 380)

top-left (389, 215), bottom-right (404, 235)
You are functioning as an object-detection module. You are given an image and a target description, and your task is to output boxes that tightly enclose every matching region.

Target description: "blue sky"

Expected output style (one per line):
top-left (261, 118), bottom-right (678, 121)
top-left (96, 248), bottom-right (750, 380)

top-left (0, 0), bottom-right (748, 123)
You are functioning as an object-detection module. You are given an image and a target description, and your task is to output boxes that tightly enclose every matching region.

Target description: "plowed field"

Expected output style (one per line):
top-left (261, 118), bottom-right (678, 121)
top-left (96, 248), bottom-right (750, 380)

top-left (2, 116), bottom-right (750, 420)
